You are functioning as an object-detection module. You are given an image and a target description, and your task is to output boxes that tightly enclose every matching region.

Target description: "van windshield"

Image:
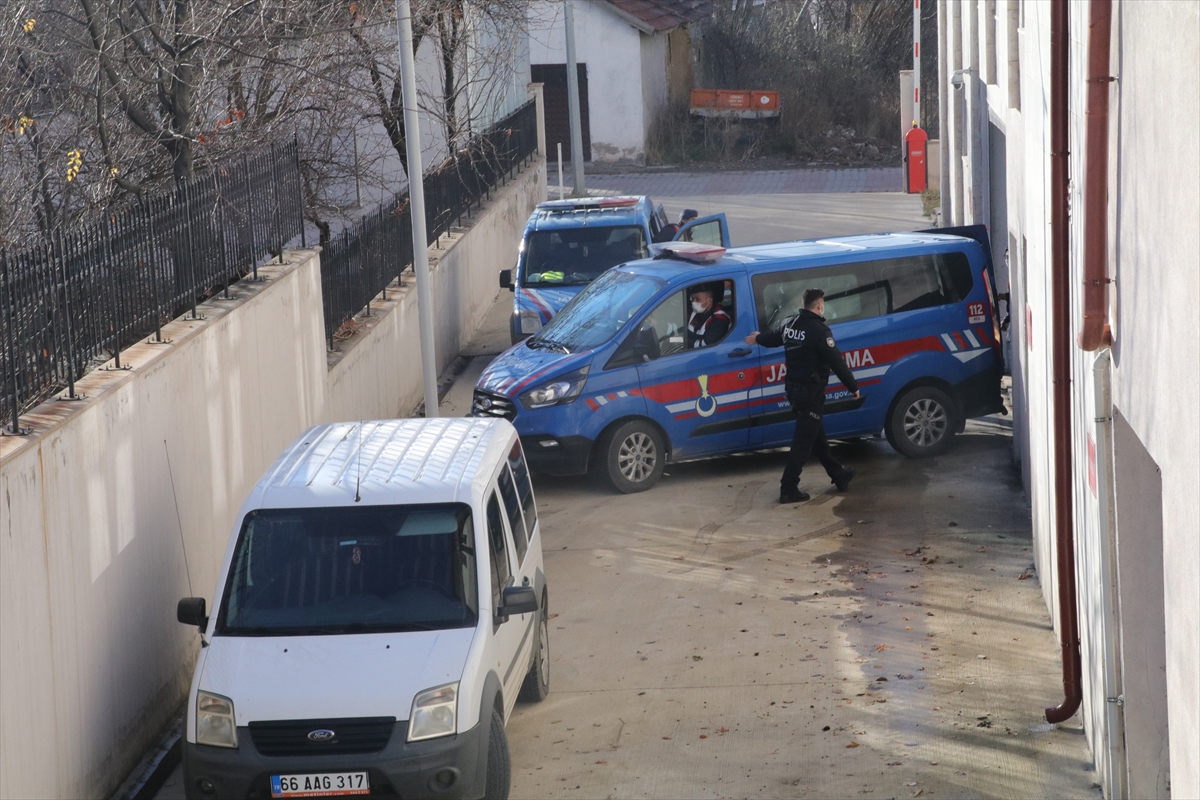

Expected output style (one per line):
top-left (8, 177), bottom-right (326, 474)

top-left (217, 504), bottom-right (478, 636)
top-left (522, 226), bottom-right (648, 286)
top-left (529, 269), bottom-right (664, 353)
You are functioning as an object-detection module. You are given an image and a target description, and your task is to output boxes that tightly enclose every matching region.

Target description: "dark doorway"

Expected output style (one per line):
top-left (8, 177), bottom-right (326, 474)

top-left (532, 64), bottom-right (591, 163)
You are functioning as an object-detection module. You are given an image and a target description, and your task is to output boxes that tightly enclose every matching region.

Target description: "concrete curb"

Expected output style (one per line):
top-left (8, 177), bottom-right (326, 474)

top-left (110, 714), bottom-right (183, 800)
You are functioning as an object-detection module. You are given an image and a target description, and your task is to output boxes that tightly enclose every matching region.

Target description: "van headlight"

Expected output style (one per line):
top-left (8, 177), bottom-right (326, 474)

top-left (518, 310), bottom-right (543, 335)
top-left (519, 365), bottom-right (590, 410)
top-left (408, 683), bottom-right (458, 742)
top-left (196, 691), bottom-right (238, 748)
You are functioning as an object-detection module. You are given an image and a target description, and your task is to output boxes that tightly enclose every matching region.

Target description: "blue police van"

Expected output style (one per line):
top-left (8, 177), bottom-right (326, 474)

top-left (475, 225), bottom-right (1004, 493)
top-left (500, 196), bottom-right (730, 343)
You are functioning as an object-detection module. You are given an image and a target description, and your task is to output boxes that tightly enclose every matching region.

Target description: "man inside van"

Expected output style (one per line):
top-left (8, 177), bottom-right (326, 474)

top-left (687, 284), bottom-right (732, 348)
top-left (653, 208), bottom-right (699, 243)
top-left (745, 288), bottom-right (859, 503)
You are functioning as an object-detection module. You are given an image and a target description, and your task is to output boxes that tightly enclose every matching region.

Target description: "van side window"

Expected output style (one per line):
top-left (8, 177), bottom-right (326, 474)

top-left (497, 466), bottom-right (528, 565)
top-left (873, 253), bottom-right (975, 313)
top-left (609, 279), bottom-right (738, 368)
top-left (508, 441), bottom-right (539, 540)
top-left (486, 493), bottom-right (511, 610)
top-left (753, 263), bottom-right (883, 331)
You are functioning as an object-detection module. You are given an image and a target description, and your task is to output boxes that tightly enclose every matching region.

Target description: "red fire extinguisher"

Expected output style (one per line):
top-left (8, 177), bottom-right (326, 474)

top-left (904, 122), bottom-right (929, 194)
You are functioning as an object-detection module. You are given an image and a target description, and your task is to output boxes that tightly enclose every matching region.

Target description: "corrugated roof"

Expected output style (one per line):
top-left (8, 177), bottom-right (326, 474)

top-left (262, 418), bottom-right (505, 498)
top-left (603, 0), bottom-right (714, 34)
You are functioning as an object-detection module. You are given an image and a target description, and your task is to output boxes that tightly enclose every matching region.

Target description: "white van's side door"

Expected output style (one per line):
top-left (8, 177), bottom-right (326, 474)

top-left (484, 482), bottom-right (534, 718)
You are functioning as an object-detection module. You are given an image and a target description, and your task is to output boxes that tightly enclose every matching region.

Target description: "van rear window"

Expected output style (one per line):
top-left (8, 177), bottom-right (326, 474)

top-left (217, 504), bottom-right (478, 636)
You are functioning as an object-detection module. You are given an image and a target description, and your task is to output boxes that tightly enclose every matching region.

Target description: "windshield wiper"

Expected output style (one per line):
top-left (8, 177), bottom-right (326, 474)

top-left (531, 337), bottom-right (570, 354)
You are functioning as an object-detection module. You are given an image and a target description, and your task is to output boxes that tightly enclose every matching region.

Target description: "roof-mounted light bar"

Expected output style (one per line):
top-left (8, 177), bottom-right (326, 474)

top-left (649, 241), bottom-right (727, 264)
top-left (536, 195), bottom-right (641, 212)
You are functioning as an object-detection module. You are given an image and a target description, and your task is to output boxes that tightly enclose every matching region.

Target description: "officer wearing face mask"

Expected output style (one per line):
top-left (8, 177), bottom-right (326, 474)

top-left (686, 285), bottom-right (731, 348)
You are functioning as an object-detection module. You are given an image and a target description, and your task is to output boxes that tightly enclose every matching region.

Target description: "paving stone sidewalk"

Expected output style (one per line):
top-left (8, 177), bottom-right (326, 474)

top-left (579, 167), bottom-right (902, 197)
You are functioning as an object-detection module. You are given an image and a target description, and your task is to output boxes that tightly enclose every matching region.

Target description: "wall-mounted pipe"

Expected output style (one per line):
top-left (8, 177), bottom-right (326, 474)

top-left (1046, 0), bottom-right (1083, 725)
top-left (1080, 0), bottom-right (1115, 351)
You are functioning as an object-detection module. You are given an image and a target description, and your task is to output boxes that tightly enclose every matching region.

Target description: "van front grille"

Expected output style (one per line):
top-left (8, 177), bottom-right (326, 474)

top-left (248, 716), bottom-right (396, 757)
top-left (472, 390), bottom-right (516, 421)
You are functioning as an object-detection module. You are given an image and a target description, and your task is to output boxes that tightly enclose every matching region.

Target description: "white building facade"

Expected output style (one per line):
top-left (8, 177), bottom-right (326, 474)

top-left (938, 2), bottom-right (1198, 798)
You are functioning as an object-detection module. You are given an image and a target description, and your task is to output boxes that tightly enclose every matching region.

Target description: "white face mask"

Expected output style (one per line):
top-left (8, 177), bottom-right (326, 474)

top-left (691, 301), bottom-right (707, 314)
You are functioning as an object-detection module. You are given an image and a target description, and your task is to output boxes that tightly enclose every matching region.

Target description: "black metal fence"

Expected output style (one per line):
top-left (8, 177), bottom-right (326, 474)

top-left (1, 139), bottom-right (304, 432)
top-left (321, 99), bottom-right (538, 347)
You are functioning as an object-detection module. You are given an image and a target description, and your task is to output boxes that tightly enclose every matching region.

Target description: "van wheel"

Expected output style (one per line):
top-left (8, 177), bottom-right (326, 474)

top-left (600, 420), bottom-right (665, 493)
top-left (484, 709), bottom-right (511, 800)
top-left (519, 591), bottom-right (550, 702)
top-left (886, 386), bottom-right (957, 458)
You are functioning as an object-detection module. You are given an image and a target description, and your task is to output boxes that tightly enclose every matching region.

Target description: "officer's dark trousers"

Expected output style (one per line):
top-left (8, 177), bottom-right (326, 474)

top-left (781, 384), bottom-right (845, 492)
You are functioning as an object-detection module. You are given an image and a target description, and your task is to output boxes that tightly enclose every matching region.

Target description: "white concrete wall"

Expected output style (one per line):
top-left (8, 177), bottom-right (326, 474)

top-left (0, 159), bottom-right (545, 799)
top-left (939, 2), bottom-right (1199, 798)
top-left (528, 1), bottom-right (650, 162)
top-left (1107, 4), bottom-right (1199, 794)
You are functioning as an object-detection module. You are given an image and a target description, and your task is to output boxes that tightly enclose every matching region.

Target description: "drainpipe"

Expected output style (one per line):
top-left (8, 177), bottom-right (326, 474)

top-left (1092, 351), bottom-right (1128, 797)
top-left (1079, 0), bottom-right (1114, 351)
top-left (1045, 0), bottom-right (1082, 725)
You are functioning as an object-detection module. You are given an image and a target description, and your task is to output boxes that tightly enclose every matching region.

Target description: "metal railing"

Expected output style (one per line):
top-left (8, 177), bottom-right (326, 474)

top-left (1, 139), bottom-right (304, 433)
top-left (321, 99), bottom-right (538, 348)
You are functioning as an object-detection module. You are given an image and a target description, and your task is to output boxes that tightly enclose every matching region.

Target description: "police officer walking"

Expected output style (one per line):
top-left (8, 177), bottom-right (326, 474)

top-left (745, 288), bottom-right (859, 503)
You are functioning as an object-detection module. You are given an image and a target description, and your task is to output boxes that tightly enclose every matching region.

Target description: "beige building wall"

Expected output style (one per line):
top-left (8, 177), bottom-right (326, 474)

top-left (0, 160), bottom-right (545, 799)
top-left (938, 2), bottom-right (1198, 798)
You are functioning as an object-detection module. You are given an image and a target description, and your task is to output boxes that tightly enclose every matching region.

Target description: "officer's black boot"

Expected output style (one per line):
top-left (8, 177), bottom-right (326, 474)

top-left (780, 486), bottom-right (811, 504)
top-left (832, 466), bottom-right (856, 492)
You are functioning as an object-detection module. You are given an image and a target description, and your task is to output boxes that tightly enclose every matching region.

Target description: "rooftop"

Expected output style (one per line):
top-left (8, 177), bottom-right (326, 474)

top-left (604, 0), bottom-right (714, 34)
top-left (249, 418), bottom-right (511, 509)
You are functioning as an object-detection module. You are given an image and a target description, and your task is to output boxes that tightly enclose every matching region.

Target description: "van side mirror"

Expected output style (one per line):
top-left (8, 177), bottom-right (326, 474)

top-left (177, 597), bottom-right (208, 631)
top-left (499, 585), bottom-right (538, 618)
top-left (499, 269), bottom-right (513, 291)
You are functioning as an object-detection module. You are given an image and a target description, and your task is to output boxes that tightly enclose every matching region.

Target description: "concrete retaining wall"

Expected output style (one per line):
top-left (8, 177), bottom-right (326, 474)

top-left (0, 159), bottom-right (544, 799)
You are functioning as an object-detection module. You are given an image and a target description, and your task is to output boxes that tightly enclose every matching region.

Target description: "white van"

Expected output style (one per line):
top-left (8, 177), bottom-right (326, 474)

top-left (176, 418), bottom-right (549, 800)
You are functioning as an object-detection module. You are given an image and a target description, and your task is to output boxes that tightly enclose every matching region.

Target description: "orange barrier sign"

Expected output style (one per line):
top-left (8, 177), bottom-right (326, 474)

top-left (690, 90), bottom-right (780, 118)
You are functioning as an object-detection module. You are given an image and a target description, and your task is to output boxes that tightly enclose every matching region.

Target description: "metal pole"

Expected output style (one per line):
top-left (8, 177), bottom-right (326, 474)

top-left (913, 0), bottom-right (921, 127)
top-left (557, 142), bottom-right (564, 199)
top-left (563, 0), bottom-right (585, 196)
top-left (396, 0), bottom-right (439, 418)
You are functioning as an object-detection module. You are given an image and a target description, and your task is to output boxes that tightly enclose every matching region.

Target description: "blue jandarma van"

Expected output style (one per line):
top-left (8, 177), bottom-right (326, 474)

top-left (500, 196), bottom-right (730, 343)
top-left (476, 226), bottom-right (1004, 493)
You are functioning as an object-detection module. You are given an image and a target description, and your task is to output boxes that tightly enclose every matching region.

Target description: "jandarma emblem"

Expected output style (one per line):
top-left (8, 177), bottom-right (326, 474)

top-left (307, 729), bottom-right (336, 742)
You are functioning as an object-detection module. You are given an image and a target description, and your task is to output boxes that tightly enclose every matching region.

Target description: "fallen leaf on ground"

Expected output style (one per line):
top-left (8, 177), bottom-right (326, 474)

top-left (699, 734), bottom-right (707, 739)
top-left (846, 741), bottom-right (860, 748)
top-left (876, 644), bottom-right (889, 651)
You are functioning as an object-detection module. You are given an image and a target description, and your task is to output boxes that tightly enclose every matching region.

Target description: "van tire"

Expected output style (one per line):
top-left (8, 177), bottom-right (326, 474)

top-left (484, 710), bottom-right (511, 800)
top-left (886, 386), bottom-right (957, 458)
top-left (519, 591), bottom-right (551, 702)
top-left (599, 420), bottom-right (666, 493)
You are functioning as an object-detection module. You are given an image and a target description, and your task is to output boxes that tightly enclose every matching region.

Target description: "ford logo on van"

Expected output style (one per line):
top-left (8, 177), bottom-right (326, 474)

top-left (307, 729), bottom-right (336, 742)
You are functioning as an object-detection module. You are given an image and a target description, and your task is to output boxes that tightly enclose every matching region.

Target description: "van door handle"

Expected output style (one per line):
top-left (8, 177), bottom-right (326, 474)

top-left (727, 348), bottom-right (752, 358)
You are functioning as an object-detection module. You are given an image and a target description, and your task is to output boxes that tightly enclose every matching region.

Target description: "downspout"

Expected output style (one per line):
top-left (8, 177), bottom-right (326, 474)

top-left (1079, 0), bottom-right (1115, 351)
top-left (1092, 351), bottom-right (1128, 798)
top-left (1045, 0), bottom-right (1083, 725)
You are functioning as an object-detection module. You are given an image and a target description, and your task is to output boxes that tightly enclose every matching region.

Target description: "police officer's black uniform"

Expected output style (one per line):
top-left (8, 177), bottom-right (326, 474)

top-left (754, 309), bottom-right (858, 501)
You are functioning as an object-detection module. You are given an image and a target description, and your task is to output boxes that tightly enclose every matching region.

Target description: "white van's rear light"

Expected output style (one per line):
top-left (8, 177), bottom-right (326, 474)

top-left (650, 241), bottom-right (727, 264)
